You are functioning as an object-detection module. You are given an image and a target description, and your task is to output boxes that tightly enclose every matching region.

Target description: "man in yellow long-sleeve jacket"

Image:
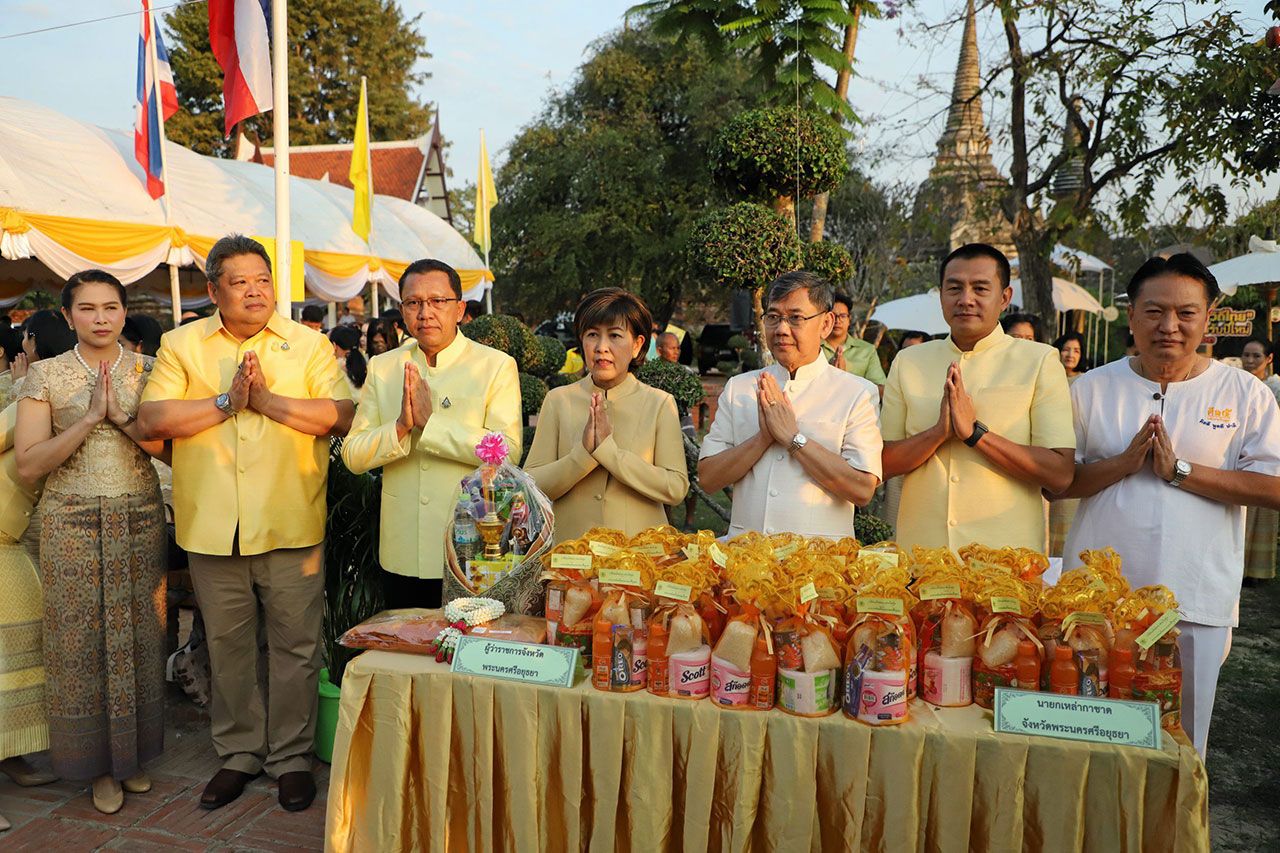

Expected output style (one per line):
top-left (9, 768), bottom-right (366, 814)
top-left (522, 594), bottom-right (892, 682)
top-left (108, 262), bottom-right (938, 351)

top-left (342, 260), bottom-right (521, 607)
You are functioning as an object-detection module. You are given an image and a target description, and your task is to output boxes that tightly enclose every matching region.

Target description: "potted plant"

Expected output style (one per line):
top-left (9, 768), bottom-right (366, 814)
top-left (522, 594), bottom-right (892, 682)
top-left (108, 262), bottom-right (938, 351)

top-left (316, 437), bottom-right (385, 762)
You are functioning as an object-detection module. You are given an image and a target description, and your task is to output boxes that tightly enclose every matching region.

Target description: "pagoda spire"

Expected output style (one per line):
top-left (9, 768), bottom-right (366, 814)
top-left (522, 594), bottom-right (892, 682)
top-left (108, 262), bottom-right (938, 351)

top-left (936, 0), bottom-right (991, 165)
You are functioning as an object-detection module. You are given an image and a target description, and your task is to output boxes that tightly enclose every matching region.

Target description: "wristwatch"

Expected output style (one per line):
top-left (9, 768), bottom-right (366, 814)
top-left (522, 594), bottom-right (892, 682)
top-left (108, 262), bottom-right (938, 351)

top-left (963, 421), bottom-right (989, 448)
top-left (215, 392), bottom-right (235, 416)
top-left (1169, 459), bottom-right (1192, 488)
top-left (789, 433), bottom-right (808, 454)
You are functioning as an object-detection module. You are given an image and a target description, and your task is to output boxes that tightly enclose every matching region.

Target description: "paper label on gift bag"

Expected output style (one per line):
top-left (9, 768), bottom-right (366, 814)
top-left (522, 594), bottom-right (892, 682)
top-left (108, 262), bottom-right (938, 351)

top-left (451, 637), bottom-right (580, 688)
top-left (1135, 610), bottom-right (1181, 650)
top-left (654, 581), bottom-right (693, 602)
top-left (551, 553), bottom-right (593, 571)
top-left (598, 568), bottom-right (642, 587)
top-left (683, 544), bottom-right (700, 560)
top-left (993, 687), bottom-right (1162, 750)
top-left (919, 582), bottom-right (962, 601)
top-left (773, 543), bottom-right (800, 560)
top-left (632, 543), bottom-right (667, 557)
top-left (856, 596), bottom-right (904, 617)
top-left (799, 582), bottom-right (819, 604)
top-left (708, 542), bottom-right (728, 567)
top-left (861, 551), bottom-right (899, 569)
top-left (1063, 611), bottom-right (1108, 631)
top-left (589, 541), bottom-right (622, 557)
top-left (990, 596), bottom-right (1023, 614)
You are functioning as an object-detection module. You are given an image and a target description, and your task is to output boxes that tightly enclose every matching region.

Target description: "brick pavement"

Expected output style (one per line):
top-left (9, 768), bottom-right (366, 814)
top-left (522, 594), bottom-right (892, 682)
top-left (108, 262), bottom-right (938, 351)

top-left (0, 686), bottom-right (329, 852)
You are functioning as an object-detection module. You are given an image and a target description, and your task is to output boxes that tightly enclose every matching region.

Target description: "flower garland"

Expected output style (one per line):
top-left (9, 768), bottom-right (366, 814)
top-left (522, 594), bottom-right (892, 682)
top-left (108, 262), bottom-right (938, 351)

top-left (432, 598), bottom-right (507, 663)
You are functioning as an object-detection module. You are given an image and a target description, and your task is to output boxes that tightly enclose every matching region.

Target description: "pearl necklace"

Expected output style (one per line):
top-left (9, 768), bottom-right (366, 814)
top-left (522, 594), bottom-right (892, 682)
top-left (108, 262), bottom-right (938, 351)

top-left (74, 342), bottom-right (124, 375)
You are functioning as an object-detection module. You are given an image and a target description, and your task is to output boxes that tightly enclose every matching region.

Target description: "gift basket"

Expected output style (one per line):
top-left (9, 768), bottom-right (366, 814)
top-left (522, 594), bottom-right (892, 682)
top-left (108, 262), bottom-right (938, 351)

top-left (646, 546), bottom-right (719, 700)
top-left (1112, 585), bottom-right (1183, 729)
top-left (541, 536), bottom-right (602, 664)
top-left (911, 556), bottom-right (980, 708)
top-left (970, 571), bottom-right (1042, 708)
top-left (844, 579), bottom-right (917, 726)
top-left (591, 551), bottom-right (658, 693)
top-left (710, 538), bottom-right (785, 710)
top-left (444, 433), bottom-right (555, 615)
top-left (1037, 549), bottom-right (1126, 696)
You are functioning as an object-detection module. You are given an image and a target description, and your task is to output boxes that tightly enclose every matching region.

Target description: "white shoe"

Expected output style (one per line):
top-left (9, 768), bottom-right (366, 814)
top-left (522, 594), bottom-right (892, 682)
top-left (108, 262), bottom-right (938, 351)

top-left (92, 776), bottom-right (124, 815)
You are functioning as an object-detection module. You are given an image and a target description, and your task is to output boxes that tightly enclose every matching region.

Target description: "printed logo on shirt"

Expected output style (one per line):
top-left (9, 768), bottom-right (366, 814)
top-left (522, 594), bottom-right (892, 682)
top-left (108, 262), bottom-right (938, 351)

top-left (1200, 406), bottom-right (1238, 431)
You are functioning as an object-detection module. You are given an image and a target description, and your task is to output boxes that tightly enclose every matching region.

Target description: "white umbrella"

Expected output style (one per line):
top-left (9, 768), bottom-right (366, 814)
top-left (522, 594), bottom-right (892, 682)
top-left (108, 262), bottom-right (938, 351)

top-left (1209, 236), bottom-right (1280, 297)
top-left (871, 277), bottom-right (1102, 333)
top-left (869, 289), bottom-right (950, 334)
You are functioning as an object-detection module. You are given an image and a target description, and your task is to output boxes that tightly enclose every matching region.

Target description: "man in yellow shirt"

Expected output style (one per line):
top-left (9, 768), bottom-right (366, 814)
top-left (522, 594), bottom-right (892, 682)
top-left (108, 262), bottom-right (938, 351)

top-left (881, 243), bottom-right (1075, 552)
top-left (342, 259), bottom-right (521, 607)
top-left (138, 235), bottom-right (353, 814)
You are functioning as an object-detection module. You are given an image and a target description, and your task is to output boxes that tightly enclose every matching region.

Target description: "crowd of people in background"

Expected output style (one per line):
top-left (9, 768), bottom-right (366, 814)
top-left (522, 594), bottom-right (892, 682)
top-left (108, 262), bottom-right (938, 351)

top-left (1, 236), bottom-right (1279, 828)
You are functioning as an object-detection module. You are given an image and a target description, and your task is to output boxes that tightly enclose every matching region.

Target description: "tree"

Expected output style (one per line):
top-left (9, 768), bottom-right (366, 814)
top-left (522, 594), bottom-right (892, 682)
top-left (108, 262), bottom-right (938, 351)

top-left (630, 0), bottom-right (890, 241)
top-left (491, 28), bottom-right (760, 324)
top-left (982, 0), bottom-right (1280, 340)
top-left (164, 0), bottom-right (432, 156)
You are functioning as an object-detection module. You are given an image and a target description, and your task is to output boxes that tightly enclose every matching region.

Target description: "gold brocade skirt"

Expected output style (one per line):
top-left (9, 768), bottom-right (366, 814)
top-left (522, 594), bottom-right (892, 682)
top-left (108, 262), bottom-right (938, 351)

top-left (39, 488), bottom-right (166, 781)
top-left (1245, 505), bottom-right (1279, 580)
top-left (0, 535), bottom-right (48, 761)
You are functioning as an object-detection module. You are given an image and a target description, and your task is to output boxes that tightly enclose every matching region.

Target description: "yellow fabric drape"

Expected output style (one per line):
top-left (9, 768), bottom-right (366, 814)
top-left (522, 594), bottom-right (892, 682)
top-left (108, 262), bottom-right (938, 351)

top-left (2, 209), bottom-right (494, 295)
top-left (325, 650), bottom-right (1210, 853)
top-left (1, 208), bottom-right (171, 264)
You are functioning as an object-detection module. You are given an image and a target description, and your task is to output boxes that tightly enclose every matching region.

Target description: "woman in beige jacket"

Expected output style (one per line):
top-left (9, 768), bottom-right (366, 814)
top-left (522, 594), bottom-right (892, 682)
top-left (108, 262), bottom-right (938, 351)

top-left (525, 288), bottom-right (688, 542)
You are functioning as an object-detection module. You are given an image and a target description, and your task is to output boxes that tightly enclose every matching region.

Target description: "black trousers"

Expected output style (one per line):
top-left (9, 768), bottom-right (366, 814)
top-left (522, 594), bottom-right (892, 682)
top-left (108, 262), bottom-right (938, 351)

top-left (381, 571), bottom-right (443, 610)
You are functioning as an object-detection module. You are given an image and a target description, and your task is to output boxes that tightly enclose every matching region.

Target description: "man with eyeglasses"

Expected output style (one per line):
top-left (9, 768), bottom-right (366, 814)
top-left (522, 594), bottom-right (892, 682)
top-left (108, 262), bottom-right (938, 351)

top-left (821, 291), bottom-right (886, 392)
top-left (698, 271), bottom-right (882, 538)
top-left (880, 243), bottom-right (1075, 552)
top-left (342, 259), bottom-right (522, 608)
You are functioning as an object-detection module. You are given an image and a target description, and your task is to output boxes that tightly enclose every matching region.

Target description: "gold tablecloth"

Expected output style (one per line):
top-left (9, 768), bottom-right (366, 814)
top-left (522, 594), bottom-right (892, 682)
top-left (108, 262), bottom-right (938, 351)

top-left (324, 650), bottom-right (1208, 853)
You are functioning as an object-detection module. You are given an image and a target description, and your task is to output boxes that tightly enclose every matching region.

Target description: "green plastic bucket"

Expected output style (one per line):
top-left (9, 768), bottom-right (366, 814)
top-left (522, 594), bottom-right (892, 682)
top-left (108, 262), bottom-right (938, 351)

top-left (314, 667), bottom-right (342, 763)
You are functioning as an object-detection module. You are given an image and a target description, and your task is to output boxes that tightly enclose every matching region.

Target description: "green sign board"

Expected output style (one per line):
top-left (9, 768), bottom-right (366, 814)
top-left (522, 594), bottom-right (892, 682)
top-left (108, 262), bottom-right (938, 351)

top-left (993, 688), bottom-right (1162, 750)
top-left (450, 636), bottom-right (580, 688)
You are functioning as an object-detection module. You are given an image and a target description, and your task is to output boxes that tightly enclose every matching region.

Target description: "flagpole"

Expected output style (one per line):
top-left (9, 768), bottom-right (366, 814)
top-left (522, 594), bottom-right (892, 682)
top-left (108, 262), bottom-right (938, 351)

top-left (272, 0), bottom-right (291, 318)
top-left (484, 247), bottom-right (492, 314)
top-left (146, 3), bottom-right (183, 329)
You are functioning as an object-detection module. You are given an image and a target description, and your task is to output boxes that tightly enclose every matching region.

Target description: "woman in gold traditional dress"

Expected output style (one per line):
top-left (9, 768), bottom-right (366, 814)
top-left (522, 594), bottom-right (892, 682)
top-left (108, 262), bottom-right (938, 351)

top-left (15, 271), bottom-right (169, 815)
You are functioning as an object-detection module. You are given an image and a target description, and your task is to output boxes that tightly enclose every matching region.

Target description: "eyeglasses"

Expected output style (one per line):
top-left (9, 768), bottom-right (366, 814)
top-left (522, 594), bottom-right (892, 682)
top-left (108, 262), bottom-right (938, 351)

top-left (762, 310), bottom-right (827, 329)
top-left (831, 312), bottom-right (850, 322)
top-left (401, 297), bottom-right (459, 315)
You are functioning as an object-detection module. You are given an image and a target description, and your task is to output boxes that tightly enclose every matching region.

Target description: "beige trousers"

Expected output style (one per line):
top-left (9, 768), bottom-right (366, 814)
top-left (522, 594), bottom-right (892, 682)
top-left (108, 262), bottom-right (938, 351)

top-left (188, 543), bottom-right (325, 778)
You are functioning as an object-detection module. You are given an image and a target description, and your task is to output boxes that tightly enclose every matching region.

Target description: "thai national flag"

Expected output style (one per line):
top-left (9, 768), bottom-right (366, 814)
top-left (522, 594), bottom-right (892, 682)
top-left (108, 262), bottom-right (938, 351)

top-left (208, 0), bottom-right (274, 138)
top-left (134, 0), bottom-right (179, 199)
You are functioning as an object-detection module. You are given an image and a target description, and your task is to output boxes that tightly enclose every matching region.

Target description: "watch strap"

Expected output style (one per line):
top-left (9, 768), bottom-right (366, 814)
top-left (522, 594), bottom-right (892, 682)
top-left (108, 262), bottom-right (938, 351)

top-left (963, 421), bottom-right (988, 448)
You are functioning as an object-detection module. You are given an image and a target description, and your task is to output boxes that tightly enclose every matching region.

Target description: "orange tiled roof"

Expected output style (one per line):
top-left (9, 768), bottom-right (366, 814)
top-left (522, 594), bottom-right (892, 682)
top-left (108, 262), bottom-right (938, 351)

top-left (260, 141), bottom-right (426, 201)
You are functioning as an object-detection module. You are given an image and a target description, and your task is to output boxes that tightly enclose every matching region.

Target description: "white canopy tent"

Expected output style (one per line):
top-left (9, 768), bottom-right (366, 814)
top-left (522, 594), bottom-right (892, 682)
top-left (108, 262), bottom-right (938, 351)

top-left (1209, 236), bottom-right (1280, 297)
top-left (871, 278), bottom-right (1103, 335)
top-left (0, 96), bottom-right (491, 307)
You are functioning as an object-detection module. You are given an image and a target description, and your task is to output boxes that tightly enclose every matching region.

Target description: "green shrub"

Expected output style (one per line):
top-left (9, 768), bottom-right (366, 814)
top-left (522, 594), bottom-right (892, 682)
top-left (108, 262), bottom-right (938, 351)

top-left (463, 314), bottom-right (515, 355)
top-left (520, 425), bottom-right (536, 466)
top-left (519, 372), bottom-right (549, 420)
top-left (802, 241), bottom-right (855, 289)
top-left (688, 202), bottom-right (802, 292)
top-left (740, 349), bottom-right (763, 371)
top-left (710, 106), bottom-right (847, 203)
top-left (854, 513), bottom-right (895, 547)
top-left (726, 334), bottom-right (751, 352)
top-left (635, 359), bottom-right (706, 418)
top-left (533, 335), bottom-right (567, 378)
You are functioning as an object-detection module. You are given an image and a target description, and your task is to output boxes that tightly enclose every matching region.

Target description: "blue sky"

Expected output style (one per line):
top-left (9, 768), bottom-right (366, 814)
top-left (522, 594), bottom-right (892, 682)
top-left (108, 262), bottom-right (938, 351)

top-left (2, 0), bottom-right (1274, 223)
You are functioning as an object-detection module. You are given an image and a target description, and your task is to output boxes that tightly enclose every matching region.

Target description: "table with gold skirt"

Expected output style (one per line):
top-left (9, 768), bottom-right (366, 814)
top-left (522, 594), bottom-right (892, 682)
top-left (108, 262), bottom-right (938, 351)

top-left (324, 650), bottom-right (1208, 852)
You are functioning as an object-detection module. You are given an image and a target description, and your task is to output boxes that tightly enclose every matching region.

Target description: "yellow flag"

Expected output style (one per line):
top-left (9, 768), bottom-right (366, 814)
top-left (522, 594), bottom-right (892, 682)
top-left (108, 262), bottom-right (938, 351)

top-left (349, 77), bottom-right (372, 242)
top-left (474, 129), bottom-right (497, 256)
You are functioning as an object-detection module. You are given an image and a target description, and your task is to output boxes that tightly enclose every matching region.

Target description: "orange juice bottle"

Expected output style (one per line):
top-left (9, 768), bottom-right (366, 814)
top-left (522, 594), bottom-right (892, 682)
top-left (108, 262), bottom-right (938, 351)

top-left (1014, 641), bottom-right (1041, 691)
top-left (592, 612), bottom-right (612, 690)
top-left (1109, 647), bottom-right (1136, 700)
top-left (647, 621), bottom-right (671, 696)
top-left (749, 634), bottom-right (776, 710)
top-left (1049, 645), bottom-right (1079, 695)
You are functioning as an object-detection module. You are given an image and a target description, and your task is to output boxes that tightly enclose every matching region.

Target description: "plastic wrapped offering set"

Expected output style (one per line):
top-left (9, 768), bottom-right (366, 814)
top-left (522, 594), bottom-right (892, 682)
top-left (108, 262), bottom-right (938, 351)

top-left (535, 531), bottom-right (1185, 731)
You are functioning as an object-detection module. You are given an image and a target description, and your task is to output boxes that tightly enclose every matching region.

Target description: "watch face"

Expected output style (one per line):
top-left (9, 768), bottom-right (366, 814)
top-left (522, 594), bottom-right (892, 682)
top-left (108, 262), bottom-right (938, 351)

top-left (1177, 460), bottom-right (1191, 476)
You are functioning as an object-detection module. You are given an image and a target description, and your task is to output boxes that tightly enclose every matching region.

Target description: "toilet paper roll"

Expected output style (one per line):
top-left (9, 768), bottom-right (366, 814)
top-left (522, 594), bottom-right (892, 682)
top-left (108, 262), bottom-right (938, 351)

top-left (855, 669), bottom-right (909, 725)
top-left (710, 655), bottom-right (752, 707)
top-left (922, 650), bottom-right (972, 707)
top-left (670, 645), bottom-right (711, 699)
top-left (777, 667), bottom-right (839, 717)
